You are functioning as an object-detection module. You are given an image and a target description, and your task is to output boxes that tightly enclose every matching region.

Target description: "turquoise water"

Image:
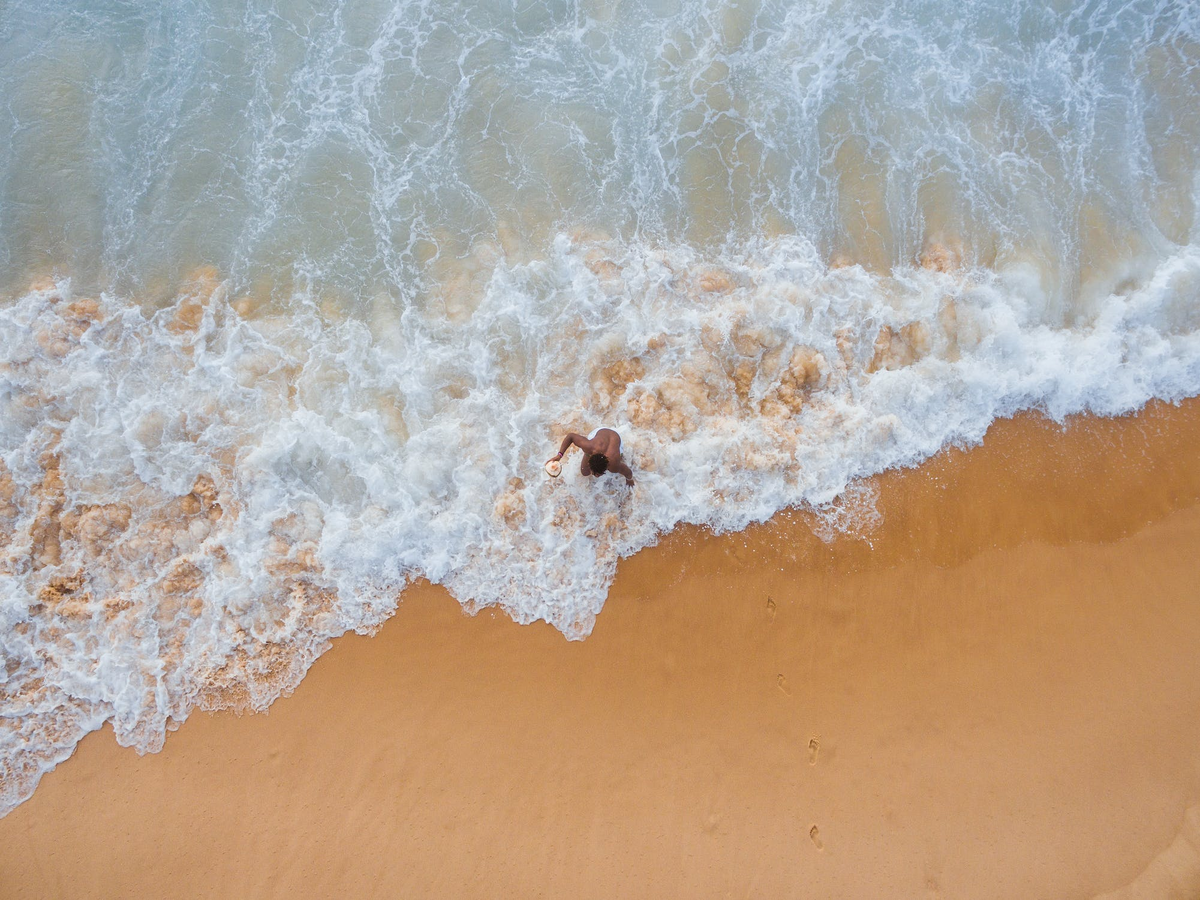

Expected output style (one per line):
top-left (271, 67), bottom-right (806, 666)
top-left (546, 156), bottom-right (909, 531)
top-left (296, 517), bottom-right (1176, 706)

top-left (3, 0), bottom-right (1196, 302)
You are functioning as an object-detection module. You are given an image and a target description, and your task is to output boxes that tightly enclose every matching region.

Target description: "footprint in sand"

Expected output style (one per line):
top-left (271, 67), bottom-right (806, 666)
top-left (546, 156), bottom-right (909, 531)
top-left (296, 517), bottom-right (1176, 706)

top-left (776, 674), bottom-right (791, 695)
top-left (809, 825), bottom-right (824, 851)
top-left (808, 737), bottom-right (820, 765)
top-left (766, 596), bottom-right (776, 619)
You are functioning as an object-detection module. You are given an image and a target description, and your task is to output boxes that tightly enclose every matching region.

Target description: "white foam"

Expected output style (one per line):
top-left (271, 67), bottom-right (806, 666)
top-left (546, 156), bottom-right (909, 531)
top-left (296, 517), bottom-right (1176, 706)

top-left (2, 235), bottom-right (1200, 816)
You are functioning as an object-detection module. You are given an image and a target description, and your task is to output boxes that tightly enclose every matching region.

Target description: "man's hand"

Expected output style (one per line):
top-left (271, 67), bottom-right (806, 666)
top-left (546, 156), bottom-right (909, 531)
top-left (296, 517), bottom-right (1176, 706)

top-left (614, 462), bottom-right (634, 487)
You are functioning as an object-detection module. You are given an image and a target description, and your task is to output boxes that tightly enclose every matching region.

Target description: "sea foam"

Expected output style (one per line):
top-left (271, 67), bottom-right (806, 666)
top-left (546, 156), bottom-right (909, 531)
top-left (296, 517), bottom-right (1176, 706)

top-left (3, 235), bottom-right (1200, 815)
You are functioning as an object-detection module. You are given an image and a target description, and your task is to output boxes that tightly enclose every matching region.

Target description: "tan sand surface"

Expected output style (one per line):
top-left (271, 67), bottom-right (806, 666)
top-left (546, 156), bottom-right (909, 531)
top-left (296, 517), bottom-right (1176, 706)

top-left (3, 401), bottom-right (1200, 899)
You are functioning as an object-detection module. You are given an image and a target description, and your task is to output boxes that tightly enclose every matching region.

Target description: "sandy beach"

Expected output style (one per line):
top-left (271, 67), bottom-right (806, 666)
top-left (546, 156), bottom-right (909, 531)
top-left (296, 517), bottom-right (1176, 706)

top-left (3, 2), bottom-right (1199, 896)
top-left (3, 399), bottom-right (1200, 899)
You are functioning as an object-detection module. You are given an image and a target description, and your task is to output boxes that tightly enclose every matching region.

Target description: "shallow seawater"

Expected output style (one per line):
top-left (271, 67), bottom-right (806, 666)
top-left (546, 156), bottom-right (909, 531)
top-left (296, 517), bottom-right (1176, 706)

top-left (2, 0), bottom-right (1199, 815)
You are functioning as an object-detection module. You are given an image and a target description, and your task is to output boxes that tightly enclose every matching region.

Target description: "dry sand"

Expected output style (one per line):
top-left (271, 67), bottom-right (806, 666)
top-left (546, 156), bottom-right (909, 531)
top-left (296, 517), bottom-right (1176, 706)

top-left (3, 401), bottom-right (1200, 899)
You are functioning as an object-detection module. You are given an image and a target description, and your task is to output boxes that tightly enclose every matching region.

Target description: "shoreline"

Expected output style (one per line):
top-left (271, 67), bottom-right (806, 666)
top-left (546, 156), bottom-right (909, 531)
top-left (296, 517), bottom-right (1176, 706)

top-left (3, 400), bottom-right (1200, 898)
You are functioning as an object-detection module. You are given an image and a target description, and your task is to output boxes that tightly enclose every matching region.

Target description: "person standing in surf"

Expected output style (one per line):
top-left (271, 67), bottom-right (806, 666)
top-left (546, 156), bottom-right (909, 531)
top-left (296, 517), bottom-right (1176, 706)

top-left (547, 428), bottom-right (634, 486)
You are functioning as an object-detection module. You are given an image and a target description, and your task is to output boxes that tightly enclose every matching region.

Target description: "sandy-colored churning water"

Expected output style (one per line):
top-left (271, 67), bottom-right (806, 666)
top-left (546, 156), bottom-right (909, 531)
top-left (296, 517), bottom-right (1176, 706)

top-left (3, 399), bottom-right (1200, 898)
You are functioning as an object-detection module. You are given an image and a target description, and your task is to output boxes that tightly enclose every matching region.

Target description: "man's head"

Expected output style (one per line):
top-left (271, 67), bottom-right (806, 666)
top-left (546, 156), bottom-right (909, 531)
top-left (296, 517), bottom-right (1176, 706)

top-left (588, 453), bottom-right (609, 475)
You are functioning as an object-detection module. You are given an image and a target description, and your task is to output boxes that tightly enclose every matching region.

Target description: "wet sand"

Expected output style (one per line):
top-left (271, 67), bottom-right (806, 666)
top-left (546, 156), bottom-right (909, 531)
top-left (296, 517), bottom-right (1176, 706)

top-left (3, 400), bottom-right (1200, 899)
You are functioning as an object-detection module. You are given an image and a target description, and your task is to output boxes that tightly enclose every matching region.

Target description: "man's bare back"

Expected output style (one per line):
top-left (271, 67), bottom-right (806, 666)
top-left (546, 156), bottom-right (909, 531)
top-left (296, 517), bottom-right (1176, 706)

top-left (547, 428), bottom-right (634, 486)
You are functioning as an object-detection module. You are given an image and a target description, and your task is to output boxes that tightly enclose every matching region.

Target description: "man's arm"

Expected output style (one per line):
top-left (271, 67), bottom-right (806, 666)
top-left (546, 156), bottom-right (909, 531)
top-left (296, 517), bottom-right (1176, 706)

top-left (613, 462), bottom-right (634, 486)
top-left (551, 433), bottom-right (586, 461)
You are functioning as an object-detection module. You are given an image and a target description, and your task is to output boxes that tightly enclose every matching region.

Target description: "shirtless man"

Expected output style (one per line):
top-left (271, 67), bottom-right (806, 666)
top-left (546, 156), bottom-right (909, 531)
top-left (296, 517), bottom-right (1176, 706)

top-left (548, 427), bottom-right (634, 486)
